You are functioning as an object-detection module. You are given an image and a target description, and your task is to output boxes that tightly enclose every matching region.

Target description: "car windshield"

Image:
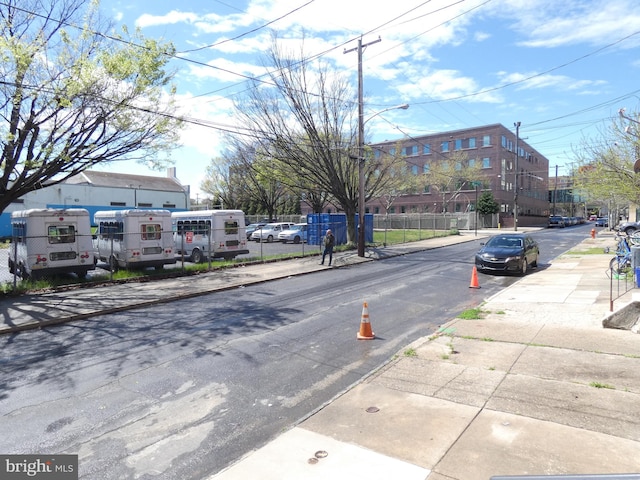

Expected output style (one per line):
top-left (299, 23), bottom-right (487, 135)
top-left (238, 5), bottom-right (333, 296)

top-left (487, 236), bottom-right (523, 248)
top-left (290, 225), bottom-right (302, 231)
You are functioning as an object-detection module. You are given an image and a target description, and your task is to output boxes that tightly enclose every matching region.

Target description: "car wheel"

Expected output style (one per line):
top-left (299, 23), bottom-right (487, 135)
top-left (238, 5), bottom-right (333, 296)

top-left (624, 227), bottom-right (638, 236)
top-left (532, 254), bottom-right (538, 268)
top-left (190, 248), bottom-right (203, 264)
top-left (293, 236), bottom-right (301, 244)
top-left (520, 259), bottom-right (528, 275)
top-left (267, 235), bottom-right (274, 243)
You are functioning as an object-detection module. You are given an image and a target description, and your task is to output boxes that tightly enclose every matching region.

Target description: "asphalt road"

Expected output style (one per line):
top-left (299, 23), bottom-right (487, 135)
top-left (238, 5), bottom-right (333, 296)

top-left (0, 224), bottom-right (595, 479)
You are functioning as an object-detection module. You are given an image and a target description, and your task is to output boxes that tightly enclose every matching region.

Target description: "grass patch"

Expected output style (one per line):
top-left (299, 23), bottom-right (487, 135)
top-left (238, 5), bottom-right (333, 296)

top-left (458, 307), bottom-right (485, 320)
top-left (590, 382), bottom-right (615, 389)
top-left (403, 348), bottom-right (418, 357)
top-left (566, 247), bottom-right (609, 255)
top-left (373, 229), bottom-right (458, 246)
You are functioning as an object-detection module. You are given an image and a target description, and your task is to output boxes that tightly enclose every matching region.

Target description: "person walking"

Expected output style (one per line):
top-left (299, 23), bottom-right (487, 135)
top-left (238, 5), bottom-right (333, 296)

top-left (320, 228), bottom-right (335, 266)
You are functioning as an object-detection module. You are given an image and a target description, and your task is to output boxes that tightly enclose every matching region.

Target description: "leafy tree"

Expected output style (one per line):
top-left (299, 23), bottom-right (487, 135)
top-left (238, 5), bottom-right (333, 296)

top-left (476, 191), bottom-right (500, 215)
top-left (573, 109), bottom-right (640, 209)
top-left (0, 0), bottom-right (182, 214)
top-left (421, 152), bottom-right (484, 212)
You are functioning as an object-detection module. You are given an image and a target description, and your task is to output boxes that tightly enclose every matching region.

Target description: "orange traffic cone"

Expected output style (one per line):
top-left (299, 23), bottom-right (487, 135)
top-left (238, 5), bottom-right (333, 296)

top-left (357, 301), bottom-right (375, 340)
top-left (469, 265), bottom-right (481, 289)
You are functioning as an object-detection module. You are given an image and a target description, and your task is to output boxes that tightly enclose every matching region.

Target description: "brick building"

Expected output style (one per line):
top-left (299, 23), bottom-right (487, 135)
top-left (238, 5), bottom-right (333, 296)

top-left (369, 123), bottom-right (551, 228)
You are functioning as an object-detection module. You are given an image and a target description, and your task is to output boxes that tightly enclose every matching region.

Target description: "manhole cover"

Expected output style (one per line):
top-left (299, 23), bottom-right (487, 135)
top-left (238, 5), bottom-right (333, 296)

top-left (366, 406), bottom-right (380, 413)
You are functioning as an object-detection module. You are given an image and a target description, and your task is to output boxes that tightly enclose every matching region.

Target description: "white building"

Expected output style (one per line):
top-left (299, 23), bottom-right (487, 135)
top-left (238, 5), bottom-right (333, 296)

top-left (1, 168), bottom-right (189, 238)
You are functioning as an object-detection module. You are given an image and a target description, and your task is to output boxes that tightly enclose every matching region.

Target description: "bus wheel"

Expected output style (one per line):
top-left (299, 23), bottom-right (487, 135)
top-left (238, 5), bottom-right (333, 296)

top-left (109, 256), bottom-right (119, 272)
top-left (8, 260), bottom-right (14, 275)
top-left (190, 249), bottom-right (203, 264)
top-left (77, 271), bottom-right (87, 279)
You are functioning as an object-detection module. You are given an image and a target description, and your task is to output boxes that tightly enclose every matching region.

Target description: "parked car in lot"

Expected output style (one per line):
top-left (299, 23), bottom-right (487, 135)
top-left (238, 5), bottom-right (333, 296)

top-left (278, 223), bottom-right (308, 244)
top-left (475, 233), bottom-right (539, 275)
top-left (596, 217), bottom-right (610, 228)
top-left (251, 222), bottom-right (295, 242)
top-left (246, 223), bottom-right (267, 239)
top-left (548, 215), bottom-right (565, 228)
top-left (616, 220), bottom-right (637, 233)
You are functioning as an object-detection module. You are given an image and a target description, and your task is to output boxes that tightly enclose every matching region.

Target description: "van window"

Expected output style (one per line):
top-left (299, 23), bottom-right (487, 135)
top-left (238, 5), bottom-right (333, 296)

top-left (141, 223), bottom-right (162, 240)
top-left (224, 220), bottom-right (239, 235)
top-left (177, 220), bottom-right (210, 235)
top-left (48, 225), bottom-right (76, 244)
top-left (12, 221), bottom-right (26, 243)
top-left (99, 221), bottom-right (124, 241)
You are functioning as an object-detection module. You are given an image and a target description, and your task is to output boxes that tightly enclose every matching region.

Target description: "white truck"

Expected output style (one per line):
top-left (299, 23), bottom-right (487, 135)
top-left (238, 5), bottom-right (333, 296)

top-left (171, 210), bottom-right (249, 262)
top-left (94, 209), bottom-right (176, 271)
top-left (8, 208), bottom-right (96, 279)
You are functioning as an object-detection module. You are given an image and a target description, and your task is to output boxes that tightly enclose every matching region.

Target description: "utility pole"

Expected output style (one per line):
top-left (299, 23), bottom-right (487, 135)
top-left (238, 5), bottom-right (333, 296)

top-left (513, 121), bottom-right (521, 231)
top-left (552, 164), bottom-right (558, 215)
top-left (345, 35), bottom-right (381, 258)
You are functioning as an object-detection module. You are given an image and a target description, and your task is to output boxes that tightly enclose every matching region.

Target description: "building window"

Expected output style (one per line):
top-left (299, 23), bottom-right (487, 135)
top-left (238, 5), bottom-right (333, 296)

top-left (423, 164), bottom-right (430, 173)
top-left (468, 137), bottom-right (476, 148)
top-left (454, 139), bottom-right (462, 150)
top-left (423, 144), bottom-right (431, 154)
top-left (389, 147), bottom-right (396, 155)
top-left (411, 165), bottom-right (418, 175)
top-left (469, 158), bottom-right (476, 167)
top-left (482, 157), bottom-right (491, 168)
top-left (441, 141), bottom-right (449, 152)
top-left (482, 135), bottom-right (491, 147)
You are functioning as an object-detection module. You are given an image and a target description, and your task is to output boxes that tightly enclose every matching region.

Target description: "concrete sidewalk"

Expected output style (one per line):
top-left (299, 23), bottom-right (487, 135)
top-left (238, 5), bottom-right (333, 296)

top-left (2, 229), bottom-right (639, 479)
top-left (211, 232), bottom-right (640, 480)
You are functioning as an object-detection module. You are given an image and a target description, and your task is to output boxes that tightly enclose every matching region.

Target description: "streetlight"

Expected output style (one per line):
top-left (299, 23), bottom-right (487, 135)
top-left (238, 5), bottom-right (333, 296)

top-left (357, 103), bottom-right (409, 257)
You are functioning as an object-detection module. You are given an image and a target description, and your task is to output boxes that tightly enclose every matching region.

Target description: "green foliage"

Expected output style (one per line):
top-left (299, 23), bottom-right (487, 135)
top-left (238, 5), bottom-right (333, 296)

top-left (0, 0), bottom-right (182, 215)
top-left (477, 191), bottom-right (500, 215)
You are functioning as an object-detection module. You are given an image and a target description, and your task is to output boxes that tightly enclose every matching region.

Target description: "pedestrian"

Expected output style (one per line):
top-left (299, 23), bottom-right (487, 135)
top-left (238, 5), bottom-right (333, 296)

top-left (320, 228), bottom-right (335, 266)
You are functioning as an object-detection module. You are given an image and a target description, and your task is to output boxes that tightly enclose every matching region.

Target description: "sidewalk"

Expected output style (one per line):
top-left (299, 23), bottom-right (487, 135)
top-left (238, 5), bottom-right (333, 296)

top-left (2, 229), bottom-right (640, 479)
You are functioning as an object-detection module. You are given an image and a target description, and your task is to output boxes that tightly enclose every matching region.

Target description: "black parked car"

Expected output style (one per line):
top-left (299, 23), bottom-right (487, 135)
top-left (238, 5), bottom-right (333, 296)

top-left (475, 233), bottom-right (539, 275)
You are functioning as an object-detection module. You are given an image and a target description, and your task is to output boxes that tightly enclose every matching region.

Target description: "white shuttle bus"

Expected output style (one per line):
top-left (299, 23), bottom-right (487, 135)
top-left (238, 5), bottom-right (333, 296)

top-left (171, 210), bottom-right (249, 262)
top-left (94, 209), bottom-right (176, 271)
top-left (9, 208), bottom-right (96, 279)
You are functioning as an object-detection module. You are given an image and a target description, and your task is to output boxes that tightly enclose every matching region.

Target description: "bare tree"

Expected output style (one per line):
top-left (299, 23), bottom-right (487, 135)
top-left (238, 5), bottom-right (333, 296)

top-left (0, 0), bottom-right (182, 214)
top-left (229, 34), bottom-right (406, 244)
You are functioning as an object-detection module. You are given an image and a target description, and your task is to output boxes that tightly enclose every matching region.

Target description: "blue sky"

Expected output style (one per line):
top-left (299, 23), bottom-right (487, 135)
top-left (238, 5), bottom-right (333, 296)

top-left (97, 0), bottom-right (640, 198)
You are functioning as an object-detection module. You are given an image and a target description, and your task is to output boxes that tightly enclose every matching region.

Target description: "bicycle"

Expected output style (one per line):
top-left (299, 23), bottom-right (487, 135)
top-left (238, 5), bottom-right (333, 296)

top-left (610, 232), bottom-right (634, 277)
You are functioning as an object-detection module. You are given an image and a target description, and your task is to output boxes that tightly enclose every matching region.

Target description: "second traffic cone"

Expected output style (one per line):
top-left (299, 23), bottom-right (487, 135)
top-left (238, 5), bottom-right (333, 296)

top-left (469, 265), bottom-right (481, 289)
top-left (357, 301), bottom-right (375, 340)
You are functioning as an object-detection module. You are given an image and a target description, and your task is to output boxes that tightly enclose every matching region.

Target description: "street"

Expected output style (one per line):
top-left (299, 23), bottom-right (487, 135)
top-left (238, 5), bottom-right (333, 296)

top-left (0, 225), bottom-right (592, 479)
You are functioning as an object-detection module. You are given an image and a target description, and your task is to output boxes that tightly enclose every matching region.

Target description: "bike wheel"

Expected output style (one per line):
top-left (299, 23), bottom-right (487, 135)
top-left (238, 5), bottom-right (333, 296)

top-left (610, 256), bottom-right (632, 277)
